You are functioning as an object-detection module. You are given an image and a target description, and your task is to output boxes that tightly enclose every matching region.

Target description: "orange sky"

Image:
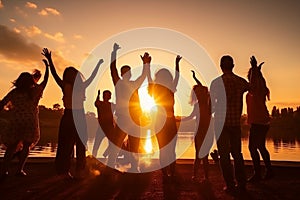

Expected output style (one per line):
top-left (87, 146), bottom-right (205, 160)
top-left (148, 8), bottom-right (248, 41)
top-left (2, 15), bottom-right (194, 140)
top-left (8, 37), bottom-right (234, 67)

top-left (0, 0), bottom-right (299, 115)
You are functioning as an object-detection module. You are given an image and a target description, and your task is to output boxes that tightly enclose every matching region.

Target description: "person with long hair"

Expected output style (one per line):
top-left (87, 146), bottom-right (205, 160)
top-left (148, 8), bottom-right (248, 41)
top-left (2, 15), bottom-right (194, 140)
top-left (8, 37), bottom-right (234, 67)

top-left (0, 58), bottom-right (49, 179)
top-left (42, 48), bottom-right (103, 179)
top-left (180, 71), bottom-right (212, 183)
top-left (148, 54), bottom-right (181, 182)
top-left (246, 56), bottom-right (273, 182)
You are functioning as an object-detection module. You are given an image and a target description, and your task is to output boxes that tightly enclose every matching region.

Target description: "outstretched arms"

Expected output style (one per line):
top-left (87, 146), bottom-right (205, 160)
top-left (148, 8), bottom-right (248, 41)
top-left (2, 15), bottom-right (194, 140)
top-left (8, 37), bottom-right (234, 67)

top-left (110, 43), bottom-right (121, 85)
top-left (84, 59), bottom-right (104, 88)
top-left (41, 48), bottom-right (63, 88)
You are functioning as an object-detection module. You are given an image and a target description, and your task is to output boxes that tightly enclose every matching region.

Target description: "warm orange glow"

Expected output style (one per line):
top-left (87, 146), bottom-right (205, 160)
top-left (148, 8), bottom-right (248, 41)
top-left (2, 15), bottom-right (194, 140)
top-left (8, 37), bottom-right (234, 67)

top-left (144, 129), bottom-right (153, 154)
top-left (138, 85), bottom-right (157, 113)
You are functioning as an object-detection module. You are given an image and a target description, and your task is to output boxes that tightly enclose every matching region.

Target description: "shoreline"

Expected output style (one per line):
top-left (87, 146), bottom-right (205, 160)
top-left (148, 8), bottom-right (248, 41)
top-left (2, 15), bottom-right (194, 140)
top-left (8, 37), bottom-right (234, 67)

top-left (1, 156), bottom-right (300, 167)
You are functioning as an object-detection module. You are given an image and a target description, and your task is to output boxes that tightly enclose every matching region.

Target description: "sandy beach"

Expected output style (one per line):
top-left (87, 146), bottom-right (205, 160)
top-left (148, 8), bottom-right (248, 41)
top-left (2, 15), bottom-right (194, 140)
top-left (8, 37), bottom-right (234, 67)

top-left (1, 157), bottom-right (300, 200)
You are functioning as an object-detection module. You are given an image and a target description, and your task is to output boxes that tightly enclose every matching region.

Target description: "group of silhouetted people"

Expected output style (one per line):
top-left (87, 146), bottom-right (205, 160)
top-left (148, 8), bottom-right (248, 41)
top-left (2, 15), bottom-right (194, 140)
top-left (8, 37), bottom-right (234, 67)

top-left (0, 43), bottom-right (273, 195)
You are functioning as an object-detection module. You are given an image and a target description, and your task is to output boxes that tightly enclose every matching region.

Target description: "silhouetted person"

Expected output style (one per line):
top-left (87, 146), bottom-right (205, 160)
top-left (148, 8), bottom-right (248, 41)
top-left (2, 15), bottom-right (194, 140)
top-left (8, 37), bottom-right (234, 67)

top-left (246, 56), bottom-right (273, 182)
top-left (106, 43), bottom-right (149, 173)
top-left (92, 90), bottom-right (115, 158)
top-left (181, 71), bottom-right (212, 183)
top-left (210, 55), bottom-right (248, 193)
top-left (0, 58), bottom-right (49, 179)
top-left (42, 48), bottom-right (103, 179)
top-left (148, 55), bottom-right (181, 182)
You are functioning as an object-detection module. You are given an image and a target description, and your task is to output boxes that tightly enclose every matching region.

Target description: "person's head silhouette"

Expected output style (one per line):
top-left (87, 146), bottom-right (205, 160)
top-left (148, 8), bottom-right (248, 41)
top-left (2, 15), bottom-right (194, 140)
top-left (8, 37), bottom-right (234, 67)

top-left (103, 90), bottom-right (112, 101)
top-left (220, 55), bottom-right (234, 72)
top-left (154, 68), bottom-right (173, 89)
top-left (14, 72), bottom-right (35, 90)
top-left (121, 65), bottom-right (131, 80)
top-left (63, 67), bottom-right (84, 85)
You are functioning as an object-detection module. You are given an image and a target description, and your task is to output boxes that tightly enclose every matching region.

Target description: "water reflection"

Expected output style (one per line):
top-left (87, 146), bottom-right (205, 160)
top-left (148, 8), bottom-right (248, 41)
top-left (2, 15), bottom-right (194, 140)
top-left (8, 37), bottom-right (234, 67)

top-left (1, 133), bottom-right (300, 162)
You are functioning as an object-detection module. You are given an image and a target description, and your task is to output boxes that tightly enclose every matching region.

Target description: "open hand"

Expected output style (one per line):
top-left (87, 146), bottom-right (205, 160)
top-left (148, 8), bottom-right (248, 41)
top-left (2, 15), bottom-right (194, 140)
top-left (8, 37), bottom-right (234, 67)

top-left (140, 52), bottom-right (151, 64)
top-left (113, 43), bottom-right (121, 51)
top-left (176, 55), bottom-right (182, 64)
top-left (41, 48), bottom-right (51, 60)
top-left (98, 59), bottom-right (104, 65)
top-left (250, 56), bottom-right (264, 69)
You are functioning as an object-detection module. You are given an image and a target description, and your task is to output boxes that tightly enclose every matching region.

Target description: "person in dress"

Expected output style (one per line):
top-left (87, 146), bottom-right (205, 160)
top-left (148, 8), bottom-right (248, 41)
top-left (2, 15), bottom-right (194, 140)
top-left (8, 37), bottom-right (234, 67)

top-left (0, 58), bottom-right (49, 178)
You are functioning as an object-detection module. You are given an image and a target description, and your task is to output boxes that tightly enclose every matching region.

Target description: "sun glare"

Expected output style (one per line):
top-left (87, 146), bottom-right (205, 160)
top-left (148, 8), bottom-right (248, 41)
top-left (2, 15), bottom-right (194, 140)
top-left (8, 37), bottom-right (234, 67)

top-left (138, 85), bottom-right (156, 113)
top-left (144, 129), bottom-right (153, 153)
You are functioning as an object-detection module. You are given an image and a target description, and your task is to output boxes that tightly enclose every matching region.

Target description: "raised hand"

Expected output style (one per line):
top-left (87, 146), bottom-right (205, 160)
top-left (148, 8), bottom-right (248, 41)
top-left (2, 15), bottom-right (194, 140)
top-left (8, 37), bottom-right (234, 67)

top-left (41, 48), bottom-right (51, 60)
top-left (140, 52), bottom-right (151, 64)
top-left (97, 89), bottom-right (100, 97)
top-left (176, 55), bottom-right (182, 65)
top-left (250, 56), bottom-right (264, 69)
top-left (42, 59), bottom-right (49, 67)
top-left (191, 70), bottom-right (196, 77)
top-left (98, 59), bottom-right (104, 65)
top-left (113, 43), bottom-right (121, 52)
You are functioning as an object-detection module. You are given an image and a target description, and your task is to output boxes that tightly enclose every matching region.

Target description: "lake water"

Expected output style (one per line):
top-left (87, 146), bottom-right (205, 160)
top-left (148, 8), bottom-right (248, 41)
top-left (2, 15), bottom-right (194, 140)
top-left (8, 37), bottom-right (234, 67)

top-left (1, 132), bottom-right (299, 162)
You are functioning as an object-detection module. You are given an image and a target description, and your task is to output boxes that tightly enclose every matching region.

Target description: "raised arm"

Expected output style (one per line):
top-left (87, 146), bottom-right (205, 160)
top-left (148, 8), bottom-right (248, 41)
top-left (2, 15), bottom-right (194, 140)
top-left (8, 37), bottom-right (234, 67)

top-left (94, 89), bottom-right (100, 107)
top-left (41, 48), bottom-right (63, 88)
top-left (84, 59), bottom-right (103, 88)
top-left (134, 52), bottom-right (151, 86)
top-left (173, 55), bottom-right (182, 89)
top-left (191, 70), bottom-right (203, 86)
top-left (39, 59), bottom-right (49, 89)
top-left (110, 43), bottom-right (121, 85)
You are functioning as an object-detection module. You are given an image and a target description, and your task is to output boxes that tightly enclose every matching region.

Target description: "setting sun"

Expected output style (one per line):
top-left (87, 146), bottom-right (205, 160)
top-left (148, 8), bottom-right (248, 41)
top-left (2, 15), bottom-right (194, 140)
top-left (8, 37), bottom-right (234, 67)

top-left (144, 129), bottom-right (153, 154)
top-left (138, 84), bottom-right (157, 113)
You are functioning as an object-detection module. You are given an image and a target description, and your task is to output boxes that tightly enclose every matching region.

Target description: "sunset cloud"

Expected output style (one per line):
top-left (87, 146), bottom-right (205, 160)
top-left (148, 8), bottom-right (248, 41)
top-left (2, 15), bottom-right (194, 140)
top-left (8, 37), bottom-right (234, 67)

top-left (0, 0), bottom-right (4, 9)
top-left (24, 25), bottom-right (42, 37)
top-left (0, 25), bottom-right (72, 71)
top-left (26, 2), bottom-right (37, 9)
top-left (0, 25), bottom-right (41, 63)
top-left (38, 7), bottom-right (60, 16)
top-left (13, 27), bottom-right (21, 33)
top-left (73, 34), bottom-right (83, 40)
top-left (44, 32), bottom-right (65, 43)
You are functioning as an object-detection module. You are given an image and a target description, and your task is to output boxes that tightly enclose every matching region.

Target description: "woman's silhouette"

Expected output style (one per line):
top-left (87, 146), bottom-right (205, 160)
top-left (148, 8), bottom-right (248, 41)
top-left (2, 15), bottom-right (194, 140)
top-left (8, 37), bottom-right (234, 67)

top-left (246, 56), bottom-right (273, 182)
top-left (0, 58), bottom-right (49, 178)
top-left (42, 48), bottom-right (103, 179)
top-left (148, 55), bottom-right (181, 182)
top-left (181, 71), bottom-right (212, 183)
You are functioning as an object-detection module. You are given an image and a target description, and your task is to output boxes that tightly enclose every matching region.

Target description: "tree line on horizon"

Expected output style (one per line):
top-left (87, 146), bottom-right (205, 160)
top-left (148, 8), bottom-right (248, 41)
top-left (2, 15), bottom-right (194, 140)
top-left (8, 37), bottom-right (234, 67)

top-left (1, 104), bottom-right (300, 147)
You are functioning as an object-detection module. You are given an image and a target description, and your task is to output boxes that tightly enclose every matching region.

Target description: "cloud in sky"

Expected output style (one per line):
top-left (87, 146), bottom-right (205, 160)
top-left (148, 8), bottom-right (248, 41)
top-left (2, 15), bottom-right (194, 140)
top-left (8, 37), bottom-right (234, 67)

top-left (23, 25), bottom-right (42, 37)
top-left (0, 24), bottom-right (41, 62)
top-left (44, 32), bottom-right (65, 43)
top-left (26, 2), bottom-right (37, 9)
top-left (73, 34), bottom-right (83, 40)
top-left (38, 7), bottom-right (60, 16)
top-left (0, 25), bottom-right (72, 71)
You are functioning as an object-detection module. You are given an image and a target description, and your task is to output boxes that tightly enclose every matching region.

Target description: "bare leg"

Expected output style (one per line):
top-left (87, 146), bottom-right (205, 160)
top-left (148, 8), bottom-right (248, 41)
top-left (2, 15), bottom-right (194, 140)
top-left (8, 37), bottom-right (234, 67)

top-left (16, 141), bottom-right (31, 176)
